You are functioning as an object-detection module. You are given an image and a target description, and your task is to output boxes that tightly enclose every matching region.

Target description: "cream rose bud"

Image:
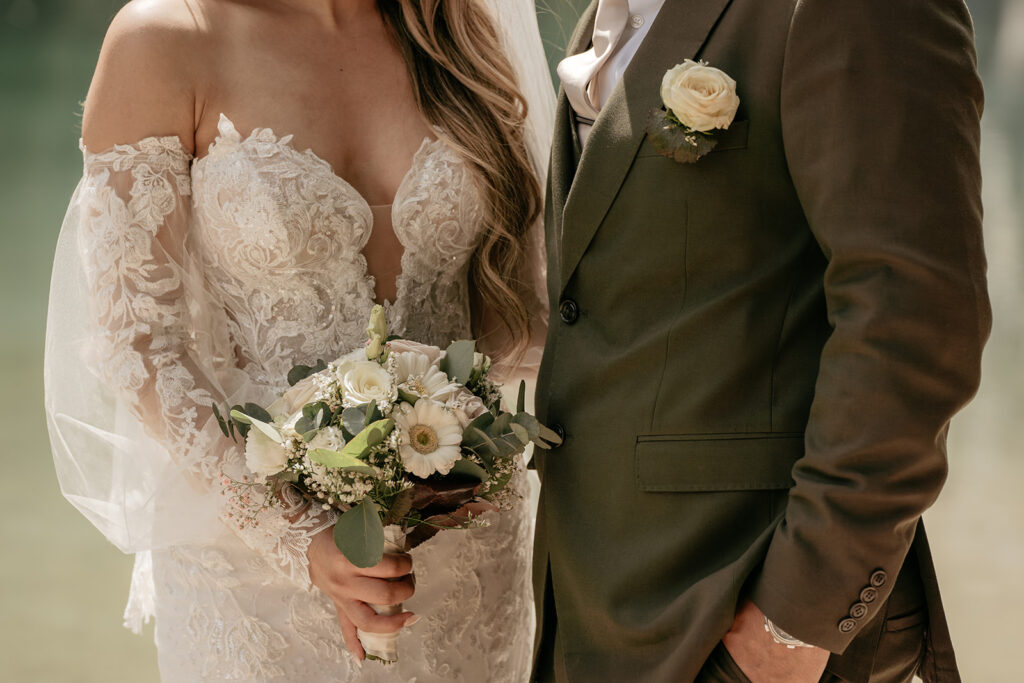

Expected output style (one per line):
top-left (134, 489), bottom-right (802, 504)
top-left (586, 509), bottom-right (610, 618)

top-left (245, 428), bottom-right (289, 479)
top-left (452, 392), bottom-right (489, 429)
top-left (660, 60), bottom-right (739, 133)
top-left (366, 304), bottom-right (388, 360)
top-left (341, 361), bottom-right (396, 407)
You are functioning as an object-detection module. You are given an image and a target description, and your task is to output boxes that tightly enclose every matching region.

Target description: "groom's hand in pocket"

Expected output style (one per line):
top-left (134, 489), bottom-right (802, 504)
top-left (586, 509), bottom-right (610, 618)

top-left (307, 526), bottom-right (418, 660)
top-left (721, 600), bottom-right (830, 683)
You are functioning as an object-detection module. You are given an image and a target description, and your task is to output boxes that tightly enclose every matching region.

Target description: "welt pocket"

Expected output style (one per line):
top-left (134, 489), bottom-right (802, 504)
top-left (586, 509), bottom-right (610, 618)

top-left (635, 432), bottom-right (803, 492)
top-left (884, 607), bottom-right (927, 633)
top-left (636, 119), bottom-right (750, 159)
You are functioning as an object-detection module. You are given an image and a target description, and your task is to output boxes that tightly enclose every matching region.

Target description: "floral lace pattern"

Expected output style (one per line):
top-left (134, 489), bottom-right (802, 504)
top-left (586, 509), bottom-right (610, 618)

top-left (78, 114), bottom-right (534, 681)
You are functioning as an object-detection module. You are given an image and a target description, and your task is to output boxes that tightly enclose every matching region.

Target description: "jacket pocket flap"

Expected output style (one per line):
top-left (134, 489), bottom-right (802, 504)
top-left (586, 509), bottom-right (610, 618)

top-left (635, 432), bottom-right (803, 492)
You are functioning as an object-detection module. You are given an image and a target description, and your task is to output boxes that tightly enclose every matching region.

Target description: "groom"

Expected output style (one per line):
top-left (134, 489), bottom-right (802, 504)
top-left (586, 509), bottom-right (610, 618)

top-left (532, 0), bottom-right (989, 681)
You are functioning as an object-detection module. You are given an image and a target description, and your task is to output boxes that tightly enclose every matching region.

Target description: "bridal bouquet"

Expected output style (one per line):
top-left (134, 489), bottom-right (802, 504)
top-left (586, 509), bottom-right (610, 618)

top-left (214, 306), bottom-right (559, 663)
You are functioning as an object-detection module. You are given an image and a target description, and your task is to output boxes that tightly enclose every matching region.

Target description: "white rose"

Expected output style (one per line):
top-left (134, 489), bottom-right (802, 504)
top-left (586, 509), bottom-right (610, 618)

top-left (660, 60), bottom-right (740, 133)
top-left (245, 428), bottom-right (290, 479)
top-left (341, 361), bottom-right (396, 407)
top-left (268, 374), bottom-right (322, 416)
top-left (307, 426), bottom-right (346, 453)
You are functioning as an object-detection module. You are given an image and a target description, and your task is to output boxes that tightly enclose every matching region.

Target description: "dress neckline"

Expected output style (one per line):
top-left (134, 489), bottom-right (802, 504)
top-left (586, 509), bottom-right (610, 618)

top-left (194, 113), bottom-right (443, 218)
top-left (192, 114), bottom-right (452, 308)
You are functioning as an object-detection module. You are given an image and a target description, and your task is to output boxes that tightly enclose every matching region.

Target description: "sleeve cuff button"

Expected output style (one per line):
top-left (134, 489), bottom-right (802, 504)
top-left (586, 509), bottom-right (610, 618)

top-left (839, 618), bottom-right (857, 633)
top-left (849, 602), bottom-right (869, 619)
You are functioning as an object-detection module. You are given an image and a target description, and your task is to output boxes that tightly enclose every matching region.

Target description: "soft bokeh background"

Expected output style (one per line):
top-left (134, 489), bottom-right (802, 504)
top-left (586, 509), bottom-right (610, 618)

top-left (0, 0), bottom-right (1019, 680)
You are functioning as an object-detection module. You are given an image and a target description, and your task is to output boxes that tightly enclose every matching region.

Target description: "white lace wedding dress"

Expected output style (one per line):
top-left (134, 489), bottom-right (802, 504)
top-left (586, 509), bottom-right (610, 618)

top-left (45, 2), bottom-right (554, 677)
top-left (48, 107), bottom-right (545, 682)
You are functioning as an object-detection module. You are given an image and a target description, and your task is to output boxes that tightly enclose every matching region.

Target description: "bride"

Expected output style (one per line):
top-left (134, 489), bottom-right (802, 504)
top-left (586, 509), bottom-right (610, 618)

top-left (44, 0), bottom-right (553, 680)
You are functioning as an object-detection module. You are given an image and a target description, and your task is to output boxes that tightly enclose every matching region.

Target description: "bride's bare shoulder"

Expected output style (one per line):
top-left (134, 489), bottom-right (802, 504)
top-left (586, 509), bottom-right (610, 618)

top-left (82, 0), bottom-right (220, 154)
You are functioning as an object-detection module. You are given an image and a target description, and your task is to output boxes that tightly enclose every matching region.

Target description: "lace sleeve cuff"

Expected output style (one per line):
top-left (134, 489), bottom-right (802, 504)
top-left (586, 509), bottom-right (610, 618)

top-left (224, 484), bottom-right (339, 590)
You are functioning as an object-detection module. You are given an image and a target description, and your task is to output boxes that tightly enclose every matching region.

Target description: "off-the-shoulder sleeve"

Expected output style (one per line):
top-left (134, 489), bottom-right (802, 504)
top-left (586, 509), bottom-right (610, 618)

top-left (44, 138), bottom-right (334, 594)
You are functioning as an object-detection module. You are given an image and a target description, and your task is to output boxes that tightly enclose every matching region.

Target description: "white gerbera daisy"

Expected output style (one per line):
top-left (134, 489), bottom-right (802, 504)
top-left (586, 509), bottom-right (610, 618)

top-left (394, 400), bottom-right (463, 478)
top-left (391, 352), bottom-right (458, 401)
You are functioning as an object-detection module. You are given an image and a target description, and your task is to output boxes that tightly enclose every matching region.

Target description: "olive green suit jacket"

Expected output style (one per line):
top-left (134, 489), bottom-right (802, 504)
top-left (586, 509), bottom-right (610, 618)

top-left (532, 0), bottom-right (989, 680)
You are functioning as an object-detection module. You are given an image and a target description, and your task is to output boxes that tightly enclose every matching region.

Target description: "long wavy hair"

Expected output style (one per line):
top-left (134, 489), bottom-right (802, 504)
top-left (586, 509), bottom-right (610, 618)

top-left (377, 0), bottom-right (542, 363)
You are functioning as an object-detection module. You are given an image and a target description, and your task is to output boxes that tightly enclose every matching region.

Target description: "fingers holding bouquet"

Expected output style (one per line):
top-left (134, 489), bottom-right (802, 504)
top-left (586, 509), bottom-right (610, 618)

top-left (307, 525), bottom-right (417, 661)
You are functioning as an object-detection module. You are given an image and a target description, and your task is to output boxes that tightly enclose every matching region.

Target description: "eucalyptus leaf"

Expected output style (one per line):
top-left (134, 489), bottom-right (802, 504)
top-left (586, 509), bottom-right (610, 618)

top-left (510, 423), bottom-right (531, 446)
top-left (384, 488), bottom-right (415, 526)
top-left (342, 407), bottom-right (367, 436)
top-left (363, 402), bottom-right (384, 426)
top-left (333, 498), bottom-right (385, 568)
top-left (491, 413), bottom-right (512, 434)
top-left (465, 411), bottom-right (495, 434)
top-left (537, 422), bottom-right (564, 446)
top-left (441, 339), bottom-right (476, 384)
top-left (294, 416), bottom-right (317, 441)
top-left (288, 359), bottom-right (327, 387)
top-left (341, 419), bottom-right (395, 459)
top-left (516, 380), bottom-right (526, 414)
top-left (645, 107), bottom-right (718, 164)
top-left (308, 448), bottom-right (376, 474)
top-left (243, 403), bottom-right (272, 424)
top-left (512, 413), bottom-right (541, 440)
top-left (229, 409), bottom-right (283, 443)
top-left (397, 388), bottom-right (420, 405)
top-left (450, 458), bottom-right (489, 483)
top-left (212, 403), bottom-right (231, 439)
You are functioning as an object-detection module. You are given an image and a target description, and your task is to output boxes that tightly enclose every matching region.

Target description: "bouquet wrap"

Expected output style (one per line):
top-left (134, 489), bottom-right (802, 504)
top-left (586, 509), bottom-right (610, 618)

top-left (357, 525), bottom-right (407, 663)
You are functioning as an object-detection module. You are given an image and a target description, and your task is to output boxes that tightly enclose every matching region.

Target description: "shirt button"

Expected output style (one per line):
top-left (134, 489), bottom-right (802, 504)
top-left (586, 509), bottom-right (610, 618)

top-left (630, 14), bottom-right (645, 29)
top-left (559, 299), bottom-right (580, 325)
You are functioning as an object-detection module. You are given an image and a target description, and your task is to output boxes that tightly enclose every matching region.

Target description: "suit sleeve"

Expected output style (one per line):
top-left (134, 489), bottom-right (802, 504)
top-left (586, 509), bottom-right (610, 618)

top-left (748, 0), bottom-right (990, 653)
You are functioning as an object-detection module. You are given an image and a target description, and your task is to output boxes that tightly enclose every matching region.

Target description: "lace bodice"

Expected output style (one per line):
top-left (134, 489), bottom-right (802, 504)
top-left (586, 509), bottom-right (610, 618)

top-left (191, 114), bottom-right (485, 387)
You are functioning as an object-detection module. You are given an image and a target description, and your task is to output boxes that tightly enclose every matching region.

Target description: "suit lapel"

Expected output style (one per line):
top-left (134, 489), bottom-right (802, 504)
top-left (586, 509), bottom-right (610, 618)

top-left (558, 0), bottom-right (735, 293)
top-left (550, 1), bottom-right (599, 252)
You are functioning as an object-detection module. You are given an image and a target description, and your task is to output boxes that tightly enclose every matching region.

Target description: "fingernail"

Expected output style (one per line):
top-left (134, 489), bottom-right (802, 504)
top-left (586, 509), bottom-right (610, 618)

top-left (405, 614), bottom-right (421, 627)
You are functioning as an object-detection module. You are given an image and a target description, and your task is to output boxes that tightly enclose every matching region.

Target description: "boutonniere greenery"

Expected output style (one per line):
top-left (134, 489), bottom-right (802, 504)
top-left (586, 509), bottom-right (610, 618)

top-left (646, 59), bottom-right (740, 164)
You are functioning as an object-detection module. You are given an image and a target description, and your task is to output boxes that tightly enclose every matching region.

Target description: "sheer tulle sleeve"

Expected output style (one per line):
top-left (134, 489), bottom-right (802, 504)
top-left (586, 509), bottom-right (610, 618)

top-left (485, 0), bottom-right (555, 385)
top-left (44, 138), bottom-right (334, 594)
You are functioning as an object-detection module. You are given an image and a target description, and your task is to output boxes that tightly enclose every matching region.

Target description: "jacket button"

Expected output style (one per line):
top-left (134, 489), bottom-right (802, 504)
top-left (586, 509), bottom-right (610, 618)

top-left (849, 602), bottom-right (869, 619)
top-left (559, 298), bottom-right (580, 325)
top-left (860, 587), bottom-right (878, 604)
top-left (552, 423), bottom-right (566, 446)
top-left (870, 569), bottom-right (888, 588)
top-left (838, 618), bottom-right (857, 633)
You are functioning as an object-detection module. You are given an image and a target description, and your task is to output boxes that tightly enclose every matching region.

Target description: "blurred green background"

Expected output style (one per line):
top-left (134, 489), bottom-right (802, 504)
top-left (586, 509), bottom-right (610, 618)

top-left (1, 0), bottom-right (1021, 680)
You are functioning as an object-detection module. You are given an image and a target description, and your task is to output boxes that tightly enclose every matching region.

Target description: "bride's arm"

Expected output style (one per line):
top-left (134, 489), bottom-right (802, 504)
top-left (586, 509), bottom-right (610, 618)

top-left (48, 2), bottom-right (330, 589)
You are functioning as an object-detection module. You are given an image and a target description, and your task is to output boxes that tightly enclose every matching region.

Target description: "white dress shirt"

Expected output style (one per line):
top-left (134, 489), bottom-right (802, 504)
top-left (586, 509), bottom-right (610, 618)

top-left (559, 0), bottom-right (668, 145)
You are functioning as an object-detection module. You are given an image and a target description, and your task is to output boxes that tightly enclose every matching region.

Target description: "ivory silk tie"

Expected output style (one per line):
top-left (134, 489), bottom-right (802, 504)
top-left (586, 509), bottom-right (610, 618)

top-left (557, 0), bottom-right (631, 122)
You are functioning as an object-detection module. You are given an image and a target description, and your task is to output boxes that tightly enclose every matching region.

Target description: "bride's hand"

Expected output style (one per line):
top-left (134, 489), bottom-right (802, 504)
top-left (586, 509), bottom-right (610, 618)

top-left (307, 525), bottom-right (418, 660)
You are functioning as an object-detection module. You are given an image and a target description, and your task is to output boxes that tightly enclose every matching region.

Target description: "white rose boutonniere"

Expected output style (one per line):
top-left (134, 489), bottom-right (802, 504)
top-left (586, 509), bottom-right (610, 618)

top-left (646, 59), bottom-right (740, 164)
